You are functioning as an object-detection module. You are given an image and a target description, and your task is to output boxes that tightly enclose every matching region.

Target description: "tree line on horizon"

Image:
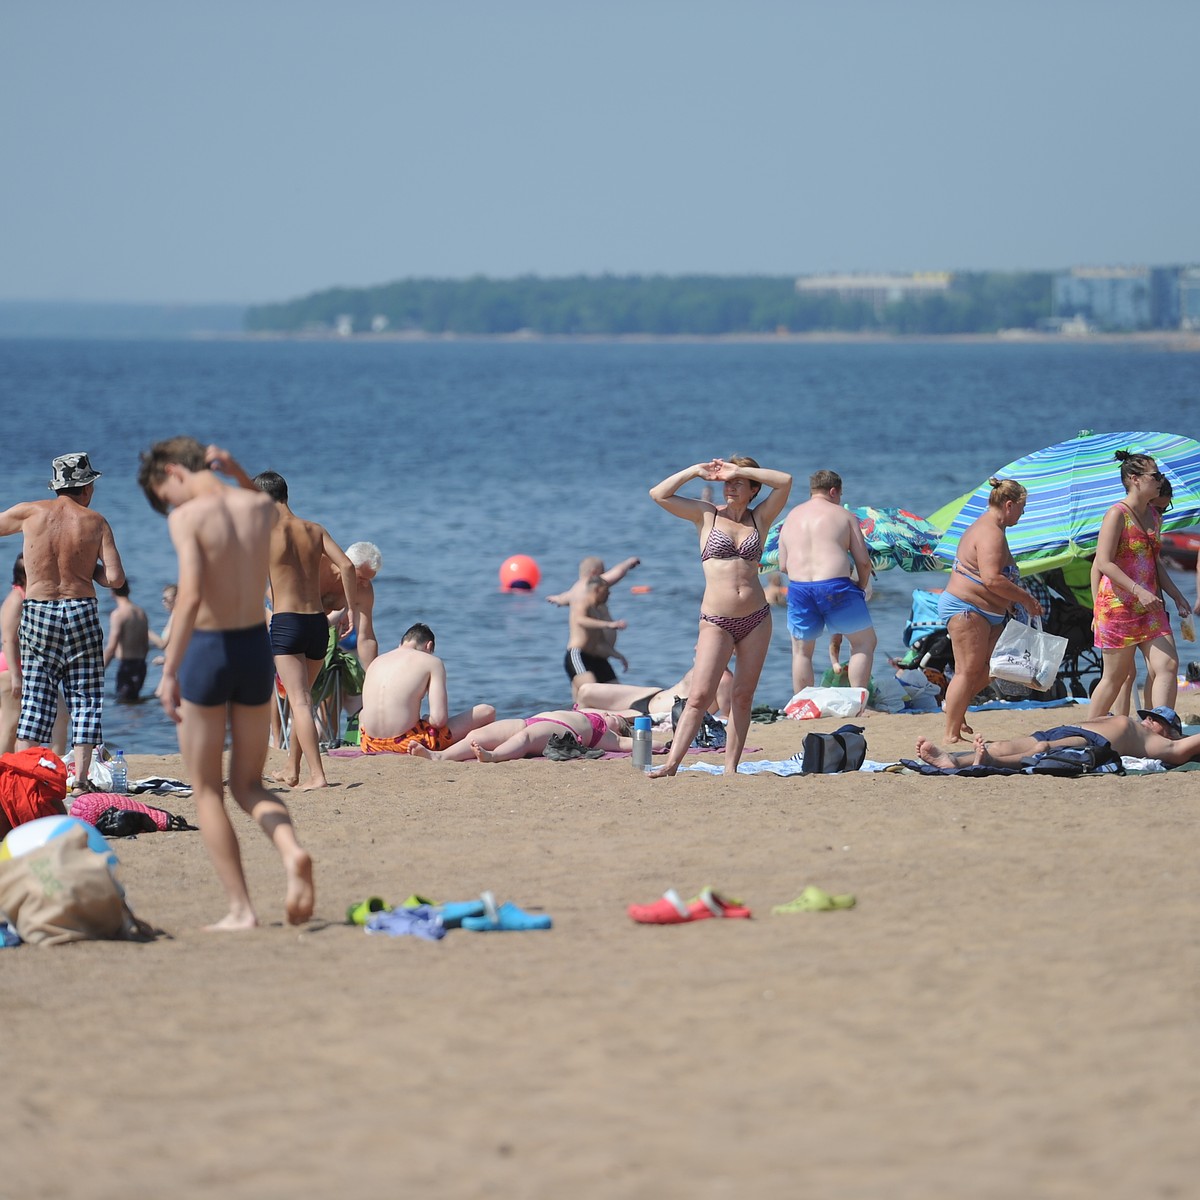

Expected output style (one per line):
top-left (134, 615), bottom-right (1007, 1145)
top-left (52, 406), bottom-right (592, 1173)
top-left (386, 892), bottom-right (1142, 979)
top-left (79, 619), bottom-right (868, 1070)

top-left (244, 272), bottom-right (1053, 337)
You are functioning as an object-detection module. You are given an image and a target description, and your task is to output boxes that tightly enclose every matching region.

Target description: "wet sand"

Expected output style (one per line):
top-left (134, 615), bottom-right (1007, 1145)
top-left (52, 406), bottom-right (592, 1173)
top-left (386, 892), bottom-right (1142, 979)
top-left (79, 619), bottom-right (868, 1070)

top-left (5, 707), bottom-right (1199, 1199)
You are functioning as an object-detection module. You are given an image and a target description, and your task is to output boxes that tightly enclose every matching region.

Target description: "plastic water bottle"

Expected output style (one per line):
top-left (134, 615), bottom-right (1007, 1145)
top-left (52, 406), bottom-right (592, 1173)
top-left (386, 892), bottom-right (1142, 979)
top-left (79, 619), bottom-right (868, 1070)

top-left (111, 750), bottom-right (128, 794)
top-left (632, 716), bottom-right (653, 773)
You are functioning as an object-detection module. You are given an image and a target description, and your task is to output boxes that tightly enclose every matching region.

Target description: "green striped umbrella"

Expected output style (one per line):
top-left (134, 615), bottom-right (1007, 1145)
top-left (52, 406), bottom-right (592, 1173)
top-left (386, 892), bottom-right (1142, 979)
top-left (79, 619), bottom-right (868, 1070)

top-left (931, 430), bottom-right (1200, 575)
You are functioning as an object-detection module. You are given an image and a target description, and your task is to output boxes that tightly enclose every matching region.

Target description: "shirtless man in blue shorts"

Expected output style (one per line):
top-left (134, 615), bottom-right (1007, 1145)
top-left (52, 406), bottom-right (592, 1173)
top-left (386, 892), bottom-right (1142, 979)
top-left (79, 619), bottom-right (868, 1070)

top-left (138, 436), bottom-right (314, 931)
top-left (776, 469), bottom-right (876, 694)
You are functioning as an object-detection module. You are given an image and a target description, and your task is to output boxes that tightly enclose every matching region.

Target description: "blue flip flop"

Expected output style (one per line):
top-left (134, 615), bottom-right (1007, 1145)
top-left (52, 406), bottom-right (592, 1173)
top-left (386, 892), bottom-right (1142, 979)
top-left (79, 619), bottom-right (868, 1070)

top-left (461, 893), bottom-right (552, 932)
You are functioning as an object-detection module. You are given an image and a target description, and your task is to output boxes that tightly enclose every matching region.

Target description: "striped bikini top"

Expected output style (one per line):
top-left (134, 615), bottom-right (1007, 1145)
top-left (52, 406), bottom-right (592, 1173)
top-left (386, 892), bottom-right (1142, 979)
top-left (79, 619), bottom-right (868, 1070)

top-left (700, 520), bottom-right (762, 563)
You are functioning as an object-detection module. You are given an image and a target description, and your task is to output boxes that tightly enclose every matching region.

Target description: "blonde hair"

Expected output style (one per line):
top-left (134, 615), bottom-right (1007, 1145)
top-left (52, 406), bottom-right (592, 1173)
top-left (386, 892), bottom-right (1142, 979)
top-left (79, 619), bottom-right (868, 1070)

top-left (987, 477), bottom-right (1027, 507)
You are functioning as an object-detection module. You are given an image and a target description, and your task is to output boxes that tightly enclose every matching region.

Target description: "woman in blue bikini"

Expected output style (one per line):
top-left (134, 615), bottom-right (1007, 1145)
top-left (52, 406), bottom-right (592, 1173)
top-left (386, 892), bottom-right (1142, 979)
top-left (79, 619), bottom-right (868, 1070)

top-left (939, 477), bottom-right (1043, 743)
top-left (648, 456), bottom-right (793, 776)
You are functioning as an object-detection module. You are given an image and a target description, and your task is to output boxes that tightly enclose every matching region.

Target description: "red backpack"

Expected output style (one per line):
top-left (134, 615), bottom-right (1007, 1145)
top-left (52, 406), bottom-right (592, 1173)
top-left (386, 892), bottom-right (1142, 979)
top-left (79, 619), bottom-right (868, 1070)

top-left (0, 747), bottom-right (69, 837)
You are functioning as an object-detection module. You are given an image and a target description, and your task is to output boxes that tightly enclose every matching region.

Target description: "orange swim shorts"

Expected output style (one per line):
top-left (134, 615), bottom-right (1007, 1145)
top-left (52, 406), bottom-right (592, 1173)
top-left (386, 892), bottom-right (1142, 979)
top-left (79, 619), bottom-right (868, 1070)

top-left (360, 718), bottom-right (454, 755)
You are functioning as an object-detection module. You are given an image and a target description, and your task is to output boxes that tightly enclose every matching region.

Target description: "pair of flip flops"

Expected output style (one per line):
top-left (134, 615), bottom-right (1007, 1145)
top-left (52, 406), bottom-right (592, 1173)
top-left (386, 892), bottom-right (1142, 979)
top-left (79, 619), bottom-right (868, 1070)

top-left (628, 887), bottom-right (752, 924)
top-left (403, 891), bottom-right (552, 931)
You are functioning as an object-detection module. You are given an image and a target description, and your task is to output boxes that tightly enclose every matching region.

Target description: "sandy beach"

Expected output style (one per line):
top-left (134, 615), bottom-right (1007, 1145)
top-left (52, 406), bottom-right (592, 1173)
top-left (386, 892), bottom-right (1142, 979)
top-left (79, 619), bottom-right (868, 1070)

top-left (5, 707), bottom-right (1199, 1199)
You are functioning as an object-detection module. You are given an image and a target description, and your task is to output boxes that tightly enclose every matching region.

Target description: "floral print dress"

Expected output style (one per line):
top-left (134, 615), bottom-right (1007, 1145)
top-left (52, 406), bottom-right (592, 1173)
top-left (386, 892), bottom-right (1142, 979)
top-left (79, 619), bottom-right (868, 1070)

top-left (1093, 505), bottom-right (1169, 650)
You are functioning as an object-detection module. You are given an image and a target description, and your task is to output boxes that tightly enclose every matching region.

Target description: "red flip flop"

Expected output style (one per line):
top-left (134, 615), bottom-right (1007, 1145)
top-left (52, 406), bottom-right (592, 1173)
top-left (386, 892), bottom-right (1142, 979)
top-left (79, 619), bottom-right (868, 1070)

top-left (686, 887), bottom-right (753, 920)
top-left (627, 889), bottom-right (693, 924)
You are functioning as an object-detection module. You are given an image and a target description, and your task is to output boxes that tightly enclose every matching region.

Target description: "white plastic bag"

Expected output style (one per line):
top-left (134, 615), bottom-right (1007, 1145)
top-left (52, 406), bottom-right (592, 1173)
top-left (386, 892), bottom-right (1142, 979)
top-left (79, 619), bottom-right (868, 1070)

top-left (784, 686), bottom-right (868, 719)
top-left (988, 618), bottom-right (1068, 692)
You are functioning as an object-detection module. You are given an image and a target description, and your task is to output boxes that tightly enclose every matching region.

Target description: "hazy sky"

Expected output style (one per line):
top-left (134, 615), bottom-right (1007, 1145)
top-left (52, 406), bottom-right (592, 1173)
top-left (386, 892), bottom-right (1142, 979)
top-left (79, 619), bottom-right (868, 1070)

top-left (3, 1), bottom-right (1197, 304)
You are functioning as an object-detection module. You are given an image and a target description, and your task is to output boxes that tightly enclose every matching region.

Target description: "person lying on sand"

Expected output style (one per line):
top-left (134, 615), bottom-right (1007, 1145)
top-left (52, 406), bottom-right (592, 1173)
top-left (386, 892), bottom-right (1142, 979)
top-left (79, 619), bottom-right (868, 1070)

top-left (409, 708), bottom-right (665, 763)
top-left (915, 706), bottom-right (1198, 771)
top-left (574, 661), bottom-right (733, 720)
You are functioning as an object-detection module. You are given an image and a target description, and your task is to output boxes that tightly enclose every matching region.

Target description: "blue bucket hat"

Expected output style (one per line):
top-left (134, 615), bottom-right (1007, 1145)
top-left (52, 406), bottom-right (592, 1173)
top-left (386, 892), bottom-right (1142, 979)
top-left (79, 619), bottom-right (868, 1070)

top-left (1136, 706), bottom-right (1183, 737)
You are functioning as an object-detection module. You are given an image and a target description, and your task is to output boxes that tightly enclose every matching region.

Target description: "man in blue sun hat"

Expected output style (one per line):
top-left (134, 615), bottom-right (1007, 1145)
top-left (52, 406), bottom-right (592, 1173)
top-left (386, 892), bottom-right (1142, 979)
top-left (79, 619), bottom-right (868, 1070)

top-left (0, 451), bottom-right (126, 790)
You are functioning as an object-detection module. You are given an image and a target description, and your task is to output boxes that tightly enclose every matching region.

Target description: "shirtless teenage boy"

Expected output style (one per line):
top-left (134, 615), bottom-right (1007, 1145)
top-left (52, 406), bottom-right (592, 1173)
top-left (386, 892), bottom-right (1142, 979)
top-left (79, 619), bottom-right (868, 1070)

top-left (358, 623), bottom-right (494, 754)
top-left (915, 707), bottom-right (1199, 771)
top-left (207, 448), bottom-right (357, 790)
top-left (0, 451), bottom-right (125, 787)
top-left (137, 436), bottom-right (313, 930)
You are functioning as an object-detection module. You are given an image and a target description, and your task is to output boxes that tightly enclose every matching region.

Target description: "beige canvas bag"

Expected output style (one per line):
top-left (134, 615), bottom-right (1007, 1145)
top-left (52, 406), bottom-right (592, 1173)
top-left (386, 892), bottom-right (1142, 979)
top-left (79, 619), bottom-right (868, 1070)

top-left (0, 824), bottom-right (153, 946)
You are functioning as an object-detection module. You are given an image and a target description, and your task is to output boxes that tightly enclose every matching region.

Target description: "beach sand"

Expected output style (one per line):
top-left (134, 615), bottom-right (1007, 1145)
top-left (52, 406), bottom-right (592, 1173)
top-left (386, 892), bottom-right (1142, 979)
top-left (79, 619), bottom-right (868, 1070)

top-left (5, 708), bottom-right (1199, 1199)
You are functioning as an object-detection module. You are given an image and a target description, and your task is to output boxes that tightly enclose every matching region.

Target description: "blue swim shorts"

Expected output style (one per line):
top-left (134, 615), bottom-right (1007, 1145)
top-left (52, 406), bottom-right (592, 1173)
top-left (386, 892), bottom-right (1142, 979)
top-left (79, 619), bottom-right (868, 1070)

top-left (786, 578), bottom-right (872, 642)
top-left (937, 591), bottom-right (1006, 627)
top-left (179, 625), bottom-right (275, 708)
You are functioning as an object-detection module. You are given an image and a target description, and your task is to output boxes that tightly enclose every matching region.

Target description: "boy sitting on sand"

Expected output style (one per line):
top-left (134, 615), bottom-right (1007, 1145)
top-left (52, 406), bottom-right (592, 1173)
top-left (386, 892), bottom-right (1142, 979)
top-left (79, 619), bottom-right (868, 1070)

top-left (137, 436), bottom-right (314, 931)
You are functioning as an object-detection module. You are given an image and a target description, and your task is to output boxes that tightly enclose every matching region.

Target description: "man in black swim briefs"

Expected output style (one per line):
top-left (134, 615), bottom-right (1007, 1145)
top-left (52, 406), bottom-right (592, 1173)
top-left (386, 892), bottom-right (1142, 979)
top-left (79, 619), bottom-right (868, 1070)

top-left (205, 449), bottom-right (358, 791)
top-left (564, 576), bottom-right (628, 700)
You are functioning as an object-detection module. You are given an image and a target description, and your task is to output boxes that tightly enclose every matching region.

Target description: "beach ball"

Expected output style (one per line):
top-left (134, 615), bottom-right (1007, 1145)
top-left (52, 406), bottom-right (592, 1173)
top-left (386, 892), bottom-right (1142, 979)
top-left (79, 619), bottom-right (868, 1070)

top-left (0, 815), bottom-right (119, 872)
top-left (499, 555), bottom-right (541, 592)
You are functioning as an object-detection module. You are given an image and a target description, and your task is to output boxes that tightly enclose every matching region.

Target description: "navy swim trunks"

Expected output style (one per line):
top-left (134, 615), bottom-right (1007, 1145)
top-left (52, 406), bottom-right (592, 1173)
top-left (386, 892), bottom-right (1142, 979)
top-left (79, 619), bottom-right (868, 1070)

top-left (179, 625), bottom-right (275, 707)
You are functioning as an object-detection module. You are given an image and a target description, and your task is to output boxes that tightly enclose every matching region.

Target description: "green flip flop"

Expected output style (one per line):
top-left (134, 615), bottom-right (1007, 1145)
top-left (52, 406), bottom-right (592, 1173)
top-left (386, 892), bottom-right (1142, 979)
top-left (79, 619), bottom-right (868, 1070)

top-left (346, 896), bottom-right (392, 925)
top-left (771, 885), bottom-right (856, 914)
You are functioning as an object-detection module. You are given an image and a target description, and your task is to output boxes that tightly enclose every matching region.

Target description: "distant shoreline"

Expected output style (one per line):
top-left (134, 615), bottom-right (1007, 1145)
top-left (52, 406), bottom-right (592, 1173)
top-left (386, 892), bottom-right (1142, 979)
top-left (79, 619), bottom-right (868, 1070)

top-left (229, 328), bottom-right (1200, 351)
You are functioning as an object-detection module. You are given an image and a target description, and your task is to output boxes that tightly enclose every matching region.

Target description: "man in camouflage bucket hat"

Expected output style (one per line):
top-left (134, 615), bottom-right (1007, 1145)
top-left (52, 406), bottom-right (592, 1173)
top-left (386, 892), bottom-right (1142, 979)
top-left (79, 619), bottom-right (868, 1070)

top-left (0, 450), bottom-right (125, 789)
top-left (48, 451), bottom-right (103, 491)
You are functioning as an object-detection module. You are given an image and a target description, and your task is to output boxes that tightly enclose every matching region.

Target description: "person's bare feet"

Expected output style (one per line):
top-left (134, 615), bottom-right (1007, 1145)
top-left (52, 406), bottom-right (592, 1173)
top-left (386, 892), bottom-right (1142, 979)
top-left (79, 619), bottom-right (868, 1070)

top-left (284, 848), bottom-right (315, 925)
top-left (408, 743), bottom-right (435, 759)
top-left (648, 762), bottom-right (679, 778)
top-left (295, 775), bottom-right (329, 791)
top-left (944, 721), bottom-right (974, 745)
top-left (205, 909), bottom-right (259, 932)
top-left (915, 736), bottom-right (958, 770)
top-left (472, 741), bottom-right (496, 763)
top-left (269, 769), bottom-right (299, 788)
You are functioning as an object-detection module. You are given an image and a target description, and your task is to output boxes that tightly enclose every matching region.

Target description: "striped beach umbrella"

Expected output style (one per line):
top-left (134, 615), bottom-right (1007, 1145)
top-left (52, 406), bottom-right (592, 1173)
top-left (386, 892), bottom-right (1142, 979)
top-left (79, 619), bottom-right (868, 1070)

top-left (760, 506), bottom-right (944, 574)
top-left (930, 430), bottom-right (1200, 575)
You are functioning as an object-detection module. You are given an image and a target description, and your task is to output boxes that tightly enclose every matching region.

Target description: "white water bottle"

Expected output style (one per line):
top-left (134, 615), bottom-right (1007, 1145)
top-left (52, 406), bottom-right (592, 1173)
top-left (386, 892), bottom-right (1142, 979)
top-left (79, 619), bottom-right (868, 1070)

top-left (111, 750), bottom-right (128, 794)
top-left (632, 717), bottom-right (653, 772)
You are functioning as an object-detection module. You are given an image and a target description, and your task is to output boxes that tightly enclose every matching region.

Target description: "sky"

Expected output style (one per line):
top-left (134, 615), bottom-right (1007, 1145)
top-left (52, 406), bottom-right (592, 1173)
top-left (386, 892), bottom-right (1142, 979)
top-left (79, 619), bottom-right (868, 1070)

top-left (2, 0), bottom-right (1197, 305)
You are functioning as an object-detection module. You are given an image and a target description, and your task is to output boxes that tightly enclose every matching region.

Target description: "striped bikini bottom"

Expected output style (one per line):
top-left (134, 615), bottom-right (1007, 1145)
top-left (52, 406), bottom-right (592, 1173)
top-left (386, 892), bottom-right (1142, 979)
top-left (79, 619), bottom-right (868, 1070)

top-left (700, 604), bottom-right (771, 644)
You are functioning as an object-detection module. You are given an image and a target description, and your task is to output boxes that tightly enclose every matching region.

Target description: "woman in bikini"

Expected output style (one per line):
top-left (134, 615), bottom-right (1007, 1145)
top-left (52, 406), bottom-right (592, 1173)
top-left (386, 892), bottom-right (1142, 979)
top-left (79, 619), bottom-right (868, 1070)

top-left (938, 477), bottom-right (1043, 744)
top-left (1088, 451), bottom-right (1188, 719)
top-left (407, 708), bottom-right (638, 762)
top-left (647, 456), bottom-right (792, 777)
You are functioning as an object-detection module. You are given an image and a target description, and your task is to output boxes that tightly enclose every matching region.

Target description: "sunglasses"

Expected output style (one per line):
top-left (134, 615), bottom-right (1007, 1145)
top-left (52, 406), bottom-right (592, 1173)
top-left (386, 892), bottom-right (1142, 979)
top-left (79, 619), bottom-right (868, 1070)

top-left (1134, 470), bottom-right (1165, 482)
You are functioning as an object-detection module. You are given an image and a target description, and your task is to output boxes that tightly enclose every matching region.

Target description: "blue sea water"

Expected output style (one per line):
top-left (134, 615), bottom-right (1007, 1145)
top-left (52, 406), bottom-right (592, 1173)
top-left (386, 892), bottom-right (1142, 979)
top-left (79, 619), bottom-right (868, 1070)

top-left (2, 336), bottom-right (1198, 755)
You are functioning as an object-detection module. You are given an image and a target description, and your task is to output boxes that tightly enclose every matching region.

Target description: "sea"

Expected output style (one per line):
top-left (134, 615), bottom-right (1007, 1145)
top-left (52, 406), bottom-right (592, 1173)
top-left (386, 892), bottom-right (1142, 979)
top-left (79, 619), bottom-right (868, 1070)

top-left (2, 336), bottom-right (1198, 755)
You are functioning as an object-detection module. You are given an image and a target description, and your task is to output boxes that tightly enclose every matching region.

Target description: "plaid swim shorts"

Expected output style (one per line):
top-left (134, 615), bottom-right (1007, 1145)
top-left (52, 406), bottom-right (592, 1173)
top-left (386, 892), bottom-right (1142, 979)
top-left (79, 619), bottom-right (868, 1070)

top-left (17, 598), bottom-right (104, 747)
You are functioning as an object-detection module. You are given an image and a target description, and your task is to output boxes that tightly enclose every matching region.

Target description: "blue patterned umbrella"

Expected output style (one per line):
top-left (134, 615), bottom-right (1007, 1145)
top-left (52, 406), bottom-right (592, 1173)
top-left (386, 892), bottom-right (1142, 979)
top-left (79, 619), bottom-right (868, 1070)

top-left (761, 506), bottom-right (943, 574)
top-left (931, 430), bottom-right (1200, 574)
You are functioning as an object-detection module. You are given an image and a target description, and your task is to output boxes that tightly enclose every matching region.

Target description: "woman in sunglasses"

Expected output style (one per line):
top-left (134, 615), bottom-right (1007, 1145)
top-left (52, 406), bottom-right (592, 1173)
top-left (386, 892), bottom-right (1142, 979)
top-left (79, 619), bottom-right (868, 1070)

top-left (1089, 452), bottom-right (1189, 718)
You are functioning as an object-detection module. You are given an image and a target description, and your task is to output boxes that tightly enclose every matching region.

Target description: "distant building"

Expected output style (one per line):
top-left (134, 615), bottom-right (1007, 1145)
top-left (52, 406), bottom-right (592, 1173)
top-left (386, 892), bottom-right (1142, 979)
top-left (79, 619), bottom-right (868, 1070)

top-left (1052, 266), bottom-right (1183, 331)
top-left (794, 271), bottom-right (952, 316)
top-left (1180, 268), bottom-right (1200, 331)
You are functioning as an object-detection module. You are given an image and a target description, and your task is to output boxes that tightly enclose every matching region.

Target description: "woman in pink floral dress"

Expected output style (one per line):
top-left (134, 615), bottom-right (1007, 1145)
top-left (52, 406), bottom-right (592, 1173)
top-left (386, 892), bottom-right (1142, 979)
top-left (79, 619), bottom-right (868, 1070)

top-left (1089, 451), bottom-right (1190, 718)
